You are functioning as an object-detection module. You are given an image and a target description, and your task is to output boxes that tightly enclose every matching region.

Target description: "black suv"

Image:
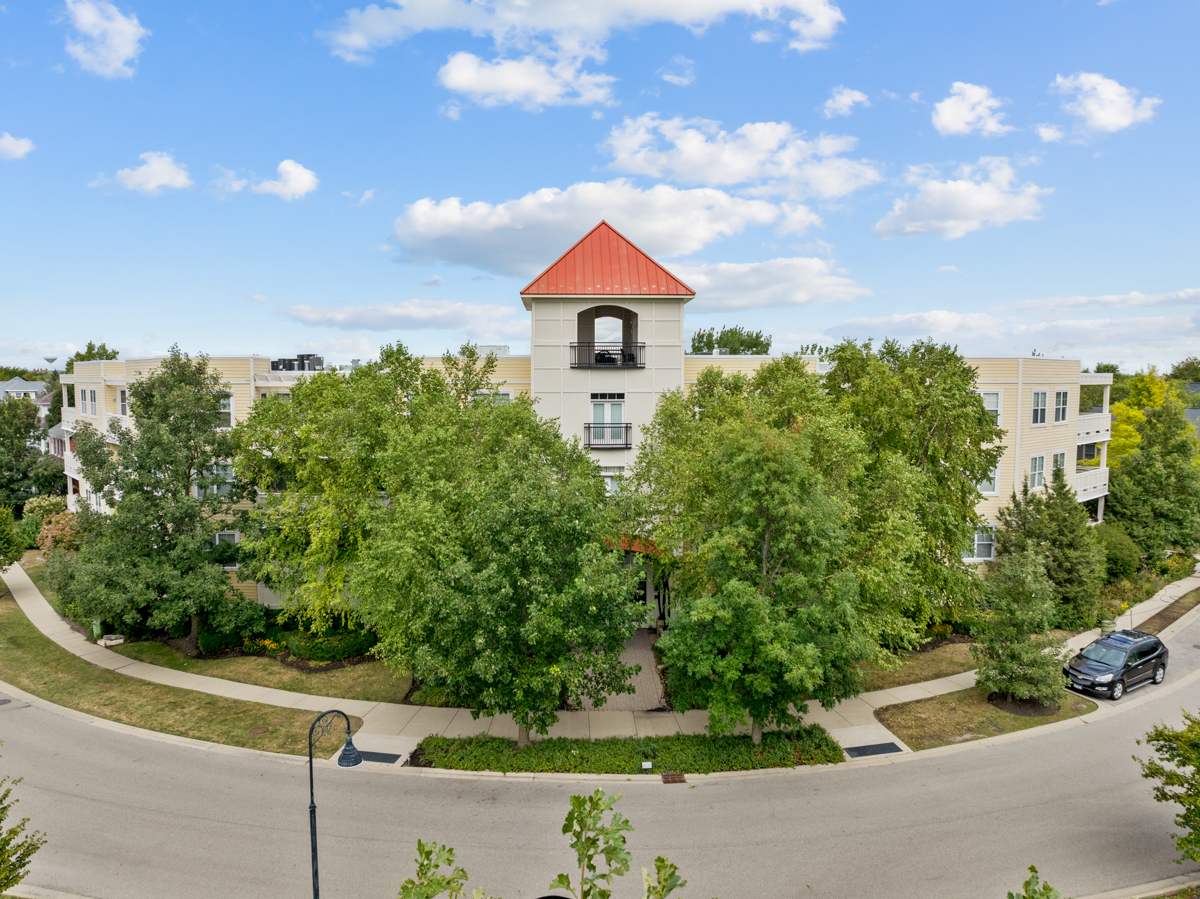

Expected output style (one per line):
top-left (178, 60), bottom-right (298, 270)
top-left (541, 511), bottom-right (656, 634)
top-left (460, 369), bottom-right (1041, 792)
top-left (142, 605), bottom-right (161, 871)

top-left (1063, 629), bottom-right (1168, 700)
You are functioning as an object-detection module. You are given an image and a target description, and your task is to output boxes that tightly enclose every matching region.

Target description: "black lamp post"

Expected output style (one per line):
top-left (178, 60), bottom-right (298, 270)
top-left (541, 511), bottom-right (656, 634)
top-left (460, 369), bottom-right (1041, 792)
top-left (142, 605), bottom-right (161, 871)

top-left (308, 709), bottom-right (363, 899)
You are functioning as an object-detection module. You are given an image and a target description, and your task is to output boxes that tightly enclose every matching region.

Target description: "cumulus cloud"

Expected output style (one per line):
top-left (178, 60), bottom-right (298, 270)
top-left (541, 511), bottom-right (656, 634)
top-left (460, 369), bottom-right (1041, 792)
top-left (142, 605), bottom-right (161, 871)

top-left (1053, 72), bottom-right (1160, 133)
top-left (603, 113), bottom-right (881, 200)
top-left (1035, 124), bottom-right (1064, 143)
top-left (0, 132), bottom-right (34, 160)
top-left (931, 82), bottom-right (1013, 137)
top-left (252, 160), bottom-right (319, 201)
top-left (438, 51), bottom-right (615, 108)
top-left (873, 157), bottom-right (1049, 240)
top-left (211, 166), bottom-right (248, 197)
top-left (63, 0), bottom-right (150, 79)
top-left (1012, 287), bottom-right (1200, 311)
top-left (659, 55), bottom-right (694, 87)
top-left (822, 86), bottom-right (869, 118)
top-left (937, 265), bottom-right (961, 273)
top-left (828, 308), bottom-right (1199, 369)
top-left (674, 256), bottom-right (870, 311)
top-left (322, 1), bottom-right (842, 109)
top-left (284, 298), bottom-right (525, 338)
top-left (95, 151), bottom-right (192, 194)
top-left (393, 179), bottom-right (781, 277)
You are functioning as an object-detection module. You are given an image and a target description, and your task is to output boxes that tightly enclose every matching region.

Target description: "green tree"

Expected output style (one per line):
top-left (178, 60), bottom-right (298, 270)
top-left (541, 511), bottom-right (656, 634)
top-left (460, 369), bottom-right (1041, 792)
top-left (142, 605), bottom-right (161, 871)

top-left (0, 508), bottom-right (21, 569)
top-left (1139, 710), bottom-right (1200, 863)
top-left (1007, 866), bottom-right (1061, 899)
top-left (49, 346), bottom-right (261, 647)
top-left (1170, 357), bottom-right (1200, 382)
top-left (689, 326), bottom-right (772, 355)
top-left (972, 552), bottom-right (1067, 706)
top-left (550, 790), bottom-right (633, 899)
top-left (1108, 392), bottom-right (1200, 555)
top-left (994, 469), bottom-right (1106, 628)
top-left (0, 765), bottom-right (46, 894)
top-left (1094, 521), bottom-right (1141, 582)
top-left (0, 398), bottom-right (44, 508)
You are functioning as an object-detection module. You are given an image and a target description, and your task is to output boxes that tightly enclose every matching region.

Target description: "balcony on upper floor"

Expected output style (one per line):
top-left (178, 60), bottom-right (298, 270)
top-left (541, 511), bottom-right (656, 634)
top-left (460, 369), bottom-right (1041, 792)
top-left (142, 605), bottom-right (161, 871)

top-left (570, 342), bottom-right (646, 369)
top-left (1075, 465), bottom-right (1110, 502)
top-left (584, 422), bottom-right (633, 449)
top-left (1077, 411), bottom-right (1111, 445)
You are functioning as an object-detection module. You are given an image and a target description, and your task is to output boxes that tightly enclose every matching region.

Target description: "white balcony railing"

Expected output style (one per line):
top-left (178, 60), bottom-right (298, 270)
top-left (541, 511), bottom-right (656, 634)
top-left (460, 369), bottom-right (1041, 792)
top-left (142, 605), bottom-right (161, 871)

top-left (1077, 412), bottom-right (1111, 445)
top-left (1075, 466), bottom-right (1110, 502)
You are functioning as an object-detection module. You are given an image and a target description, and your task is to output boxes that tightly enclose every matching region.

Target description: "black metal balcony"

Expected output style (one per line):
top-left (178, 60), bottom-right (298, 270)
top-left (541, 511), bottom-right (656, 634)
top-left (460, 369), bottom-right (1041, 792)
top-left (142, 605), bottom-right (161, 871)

top-left (570, 342), bottom-right (645, 368)
top-left (585, 423), bottom-right (632, 449)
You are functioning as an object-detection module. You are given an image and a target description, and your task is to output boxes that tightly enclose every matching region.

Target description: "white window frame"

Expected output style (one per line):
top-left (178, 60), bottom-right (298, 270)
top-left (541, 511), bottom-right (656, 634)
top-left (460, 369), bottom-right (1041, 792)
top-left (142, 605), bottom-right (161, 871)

top-left (1031, 391), bottom-right (1047, 426)
top-left (89, 389), bottom-right (97, 416)
top-left (1052, 451), bottom-right (1067, 475)
top-left (1030, 453), bottom-right (1046, 489)
top-left (979, 390), bottom-right (1001, 427)
top-left (1054, 390), bottom-right (1069, 424)
top-left (215, 530), bottom-right (239, 569)
top-left (964, 528), bottom-right (995, 562)
top-left (601, 465), bottom-right (624, 496)
top-left (119, 389), bottom-right (127, 417)
top-left (217, 395), bottom-right (233, 429)
top-left (978, 465), bottom-right (999, 495)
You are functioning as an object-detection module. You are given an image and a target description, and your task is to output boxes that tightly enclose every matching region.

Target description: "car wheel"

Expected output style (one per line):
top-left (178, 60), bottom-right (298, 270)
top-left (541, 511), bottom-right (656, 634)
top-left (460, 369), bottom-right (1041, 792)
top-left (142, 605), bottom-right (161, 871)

top-left (1154, 665), bottom-right (1166, 685)
top-left (1111, 680), bottom-right (1125, 701)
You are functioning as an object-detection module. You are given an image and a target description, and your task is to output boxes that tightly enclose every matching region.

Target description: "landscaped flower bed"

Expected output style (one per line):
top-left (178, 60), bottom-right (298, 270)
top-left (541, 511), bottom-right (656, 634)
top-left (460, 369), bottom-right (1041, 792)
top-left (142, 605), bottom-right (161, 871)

top-left (412, 727), bottom-right (843, 775)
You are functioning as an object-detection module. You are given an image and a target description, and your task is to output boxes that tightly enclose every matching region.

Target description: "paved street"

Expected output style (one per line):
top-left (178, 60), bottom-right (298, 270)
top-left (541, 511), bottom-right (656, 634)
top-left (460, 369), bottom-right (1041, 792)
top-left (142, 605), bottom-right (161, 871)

top-left (6, 620), bottom-right (1200, 899)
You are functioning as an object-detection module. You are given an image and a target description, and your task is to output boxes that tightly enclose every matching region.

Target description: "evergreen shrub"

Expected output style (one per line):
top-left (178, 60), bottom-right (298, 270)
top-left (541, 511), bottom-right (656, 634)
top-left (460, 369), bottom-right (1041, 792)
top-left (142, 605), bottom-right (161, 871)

top-left (285, 628), bottom-right (377, 662)
top-left (1096, 522), bottom-right (1141, 583)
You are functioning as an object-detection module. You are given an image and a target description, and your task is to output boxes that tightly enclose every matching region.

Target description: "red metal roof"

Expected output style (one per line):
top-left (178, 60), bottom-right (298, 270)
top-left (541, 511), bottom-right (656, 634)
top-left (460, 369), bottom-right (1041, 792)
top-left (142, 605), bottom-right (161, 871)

top-left (520, 221), bottom-right (695, 298)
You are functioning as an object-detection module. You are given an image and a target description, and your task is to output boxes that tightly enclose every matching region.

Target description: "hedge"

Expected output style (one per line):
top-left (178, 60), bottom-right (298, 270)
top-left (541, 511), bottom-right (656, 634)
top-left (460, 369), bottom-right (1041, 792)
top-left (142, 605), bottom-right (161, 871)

top-left (284, 628), bottom-right (377, 662)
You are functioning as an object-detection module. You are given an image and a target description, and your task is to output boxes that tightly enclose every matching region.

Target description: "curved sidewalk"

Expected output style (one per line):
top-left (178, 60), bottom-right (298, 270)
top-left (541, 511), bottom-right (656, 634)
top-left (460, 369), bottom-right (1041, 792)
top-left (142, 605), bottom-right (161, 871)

top-left (4, 560), bottom-right (1199, 762)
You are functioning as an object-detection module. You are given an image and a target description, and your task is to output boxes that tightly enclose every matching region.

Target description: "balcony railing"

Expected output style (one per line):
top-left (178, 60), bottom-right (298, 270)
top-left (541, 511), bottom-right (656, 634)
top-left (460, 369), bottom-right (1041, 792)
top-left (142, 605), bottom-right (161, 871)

top-left (585, 423), bottom-right (633, 449)
top-left (1075, 466), bottom-right (1110, 502)
top-left (570, 342), bottom-right (645, 368)
top-left (1077, 412), bottom-right (1111, 445)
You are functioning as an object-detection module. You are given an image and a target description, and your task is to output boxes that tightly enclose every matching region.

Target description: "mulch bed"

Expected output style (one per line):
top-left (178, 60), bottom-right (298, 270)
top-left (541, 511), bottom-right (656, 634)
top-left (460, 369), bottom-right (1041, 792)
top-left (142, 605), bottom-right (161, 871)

top-left (913, 634), bottom-right (972, 653)
top-left (987, 692), bottom-right (1060, 717)
top-left (1134, 588), bottom-right (1200, 636)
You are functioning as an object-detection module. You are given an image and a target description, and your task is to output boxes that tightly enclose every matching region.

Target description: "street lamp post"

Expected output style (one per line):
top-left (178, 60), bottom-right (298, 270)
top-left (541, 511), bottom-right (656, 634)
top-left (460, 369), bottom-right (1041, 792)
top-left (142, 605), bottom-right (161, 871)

top-left (308, 709), bottom-right (363, 899)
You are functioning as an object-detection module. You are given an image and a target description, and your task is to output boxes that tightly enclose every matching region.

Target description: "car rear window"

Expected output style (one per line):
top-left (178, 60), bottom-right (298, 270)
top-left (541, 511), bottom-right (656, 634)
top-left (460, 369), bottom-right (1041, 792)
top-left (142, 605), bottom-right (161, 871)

top-left (1082, 644), bottom-right (1127, 666)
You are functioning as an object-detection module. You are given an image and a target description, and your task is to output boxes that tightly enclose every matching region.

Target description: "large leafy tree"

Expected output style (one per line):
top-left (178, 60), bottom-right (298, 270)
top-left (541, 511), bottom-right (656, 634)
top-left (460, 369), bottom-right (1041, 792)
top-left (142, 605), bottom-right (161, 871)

top-left (236, 344), bottom-right (641, 738)
top-left (689, 326), bottom-right (772, 355)
top-left (1108, 391), bottom-right (1200, 555)
top-left (0, 398), bottom-right (45, 508)
top-left (49, 347), bottom-right (260, 646)
top-left (994, 468), bottom-right (1106, 628)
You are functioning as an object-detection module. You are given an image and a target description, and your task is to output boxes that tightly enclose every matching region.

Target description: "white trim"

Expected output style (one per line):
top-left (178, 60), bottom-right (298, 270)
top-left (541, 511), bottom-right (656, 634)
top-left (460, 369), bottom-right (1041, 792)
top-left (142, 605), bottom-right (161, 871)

top-left (1030, 453), bottom-right (1046, 490)
top-left (1053, 389), bottom-right (1070, 425)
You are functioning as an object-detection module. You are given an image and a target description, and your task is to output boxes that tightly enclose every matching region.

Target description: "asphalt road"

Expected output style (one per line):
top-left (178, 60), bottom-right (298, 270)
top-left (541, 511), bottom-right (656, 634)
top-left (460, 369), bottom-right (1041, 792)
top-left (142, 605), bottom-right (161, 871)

top-left (7, 626), bottom-right (1200, 899)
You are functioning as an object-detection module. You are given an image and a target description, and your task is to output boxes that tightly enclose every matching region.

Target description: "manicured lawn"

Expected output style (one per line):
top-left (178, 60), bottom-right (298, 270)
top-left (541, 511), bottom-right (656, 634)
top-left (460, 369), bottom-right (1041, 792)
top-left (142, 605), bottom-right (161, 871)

top-left (876, 688), bottom-right (1096, 751)
top-left (0, 585), bottom-right (359, 756)
top-left (111, 640), bottom-right (412, 704)
top-left (861, 640), bottom-right (975, 692)
top-left (415, 728), bottom-right (843, 774)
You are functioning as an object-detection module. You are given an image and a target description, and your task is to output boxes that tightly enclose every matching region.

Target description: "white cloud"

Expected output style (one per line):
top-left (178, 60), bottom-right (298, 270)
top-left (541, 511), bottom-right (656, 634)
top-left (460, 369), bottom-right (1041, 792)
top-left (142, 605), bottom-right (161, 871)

top-left (603, 113), bottom-right (881, 200)
top-left (98, 151), bottom-right (192, 194)
top-left (252, 160), bottom-right (319, 201)
top-left (1053, 72), bottom-right (1160, 133)
top-left (248, 294), bottom-right (270, 302)
top-left (750, 29), bottom-right (777, 42)
top-left (63, 0), bottom-right (149, 79)
top-left (1035, 124), bottom-right (1064, 143)
top-left (211, 166), bottom-right (248, 197)
top-left (937, 265), bottom-right (961, 273)
top-left (1012, 287), bottom-right (1200, 311)
top-left (393, 178), bottom-right (781, 276)
top-left (284, 298), bottom-right (524, 337)
top-left (0, 132), bottom-right (34, 160)
top-left (674, 256), bottom-right (870, 311)
top-left (822, 85), bottom-right (869, 119)
top-left (438, 51), bottom-right (615, 108)
top-left (872, 157), bottom-right (1050, 240)
top-left (346, 188), bottom-right (376, 205)
top-left (931, 82), bottom-right (1013, 137)
top-left (659, 55), bottom-right (694, 87)
top-left (827, 308), bottom-right (1199, 370)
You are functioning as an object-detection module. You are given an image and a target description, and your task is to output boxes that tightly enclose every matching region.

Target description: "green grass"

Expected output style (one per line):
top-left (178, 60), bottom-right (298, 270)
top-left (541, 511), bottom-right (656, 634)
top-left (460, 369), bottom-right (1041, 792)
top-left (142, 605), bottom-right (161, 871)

top-left (111, 639), bottom-right (412, 703)
top-left (415, 728), bottom-right (843, 775)
top-left (0, 585), bottom-right (359, 756)
top-left (861, 641), bottom-right (976, 692)
top-left (876, 688), bottom-right (1096, 752)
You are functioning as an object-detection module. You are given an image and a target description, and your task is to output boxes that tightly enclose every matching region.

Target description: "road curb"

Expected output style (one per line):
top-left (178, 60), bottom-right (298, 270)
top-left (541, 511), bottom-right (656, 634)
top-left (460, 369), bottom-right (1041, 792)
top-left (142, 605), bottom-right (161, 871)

top-left (1076, 871), bottom-right (1200, 899)
top-left (4, 885), bottom-right (103, 899)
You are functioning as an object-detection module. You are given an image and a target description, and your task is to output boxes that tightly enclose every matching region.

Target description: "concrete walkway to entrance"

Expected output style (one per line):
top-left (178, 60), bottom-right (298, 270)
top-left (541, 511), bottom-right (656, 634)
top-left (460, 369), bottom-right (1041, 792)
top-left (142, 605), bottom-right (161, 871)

top-left (4, 560), bottom-right (1199, 761)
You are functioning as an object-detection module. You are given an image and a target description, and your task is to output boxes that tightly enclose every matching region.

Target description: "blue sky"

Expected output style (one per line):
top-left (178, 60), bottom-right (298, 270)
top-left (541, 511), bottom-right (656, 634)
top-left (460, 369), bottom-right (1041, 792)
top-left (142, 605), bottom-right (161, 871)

top-left (2, 0), bottom-right (1196, 370)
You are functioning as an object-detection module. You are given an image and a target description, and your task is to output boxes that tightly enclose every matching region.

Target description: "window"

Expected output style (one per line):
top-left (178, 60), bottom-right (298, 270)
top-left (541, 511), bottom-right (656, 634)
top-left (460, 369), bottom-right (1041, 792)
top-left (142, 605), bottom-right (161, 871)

top-left (119, 389), bottom-right (127, 417)
top-left (1031, 391), bottom-right (1046, 425)
top-left (1052, 451), bottom-right (1066, 473)
top-left (1054, 390), bottom-right (1069, 423)
top-left (260, 391), bottom-right (268, 400)
top-left (1030, 454), bottom-right (1046, 489)
top-left (980, 391), bottom-right (1000, 425)
top-left (215, 531), bottom-right (239, 569)
top-left (89, 389), bottom-right (97, 416)
top-left (217, 396), bottom-right (233, 429)
top-left (601, 466), bottom-right (624, 495)
top-left (965, 530), bottom-right (994, 561)
top-left (978, 466), bottom-right (998, 494)
top-left (591, 392), bottom-right (625, 441)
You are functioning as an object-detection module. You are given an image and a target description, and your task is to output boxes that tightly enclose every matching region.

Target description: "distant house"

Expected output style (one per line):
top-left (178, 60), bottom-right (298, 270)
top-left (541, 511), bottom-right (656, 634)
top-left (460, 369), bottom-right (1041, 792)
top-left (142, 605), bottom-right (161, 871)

top-left (1, 377), bottom-right (48, 401)
top-left (1186, 408), bottom-right (1200, 439)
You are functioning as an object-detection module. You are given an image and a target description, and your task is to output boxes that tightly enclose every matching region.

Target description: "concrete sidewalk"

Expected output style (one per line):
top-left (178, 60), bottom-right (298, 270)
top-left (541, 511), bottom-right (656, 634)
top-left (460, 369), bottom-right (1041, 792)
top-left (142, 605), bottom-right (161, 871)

top-left (5, 559), bottom-right (1199, 762)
